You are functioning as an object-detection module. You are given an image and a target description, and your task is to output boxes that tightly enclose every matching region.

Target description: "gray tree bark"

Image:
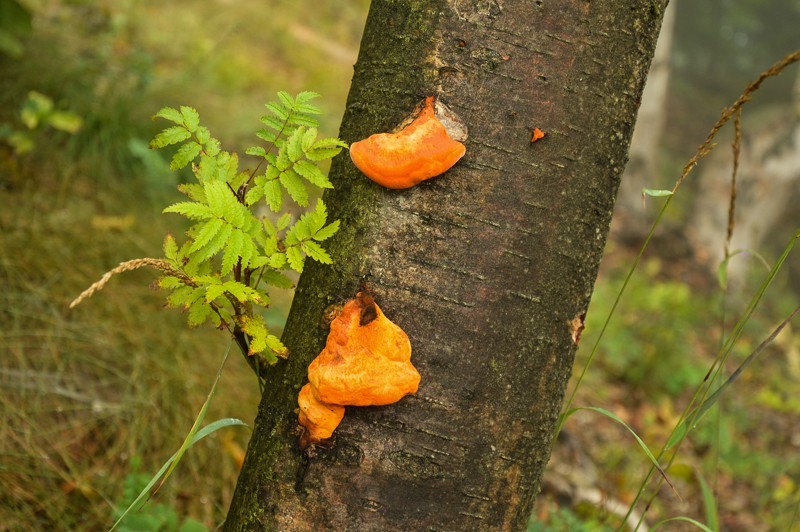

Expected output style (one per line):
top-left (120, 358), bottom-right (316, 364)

top-left (225, 1), bottom-right (667, 530)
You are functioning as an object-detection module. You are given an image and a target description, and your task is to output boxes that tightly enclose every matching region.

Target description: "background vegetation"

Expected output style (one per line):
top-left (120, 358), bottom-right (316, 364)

top-left (1, 0), bottom-right (797, 530)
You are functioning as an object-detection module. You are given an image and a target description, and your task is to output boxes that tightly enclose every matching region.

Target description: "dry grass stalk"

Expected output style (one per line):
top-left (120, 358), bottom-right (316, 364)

top-left (69, 258), bottom-right (177, 309)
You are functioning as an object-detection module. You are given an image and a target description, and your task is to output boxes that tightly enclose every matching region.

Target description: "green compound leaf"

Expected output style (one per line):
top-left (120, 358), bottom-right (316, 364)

top-left (286, 114), bottom-right (319, 128)
top-left (217, 151), bottom-right (239, 183)
top-left (275, 143), bottom-right (291, 171)
top-left (165, 285), bottom-right (192, 308)
top-left (293, 92), bottom-right (322, 115)
top-left (221, 230), bottom-right (245, 276)
top-left (240, 314), bottom-right (271, 356)
top-left (255, 128), bottom-right (279, 145)
top-left (265, 334), bottom-right (288, 359)
top-left (222, 280), bottom-right (263, 304)
top-left (170, 141), bottom-right (203, 170)
top-left (260, 269), bottom-right (294, 289)
top-left (302, 240), bottom-right (332, 264)
top-left (246, 146), bottom-right (267, 158)
top-left (301, 127), bottom-right (317, 151)
top-left (276, 213), bottom-right (292, 231)
top-left (285, 200), bottom-right (331, 248)
top-left (220, 228), bottom-right (259, 276)
top-left (178, 182), bottom-right (206, 202)
top-left (261, 217), bottom-right (276, 237)
top-left (150, 126), bottom-right (191, 149)
top-left (286, 127), bottom-right (305, 163)
top-left (276, 90), bottom-right (294, 109)
top-left (310, 199), bottom-right (330, 232)
top-left (197, 154), bottom-right (218, 183)
top-left (148, 96), bottom-right (344, 364)
top-left (312, 137), bottom-right (349, 149)
top-left (198, 151), bottom-right (238, 183)
top-left (260, 115), bottom-right (285, 133)
top-left (244, 181), bottom-right (264, 206)
top-left (305, 146), bottom-right (344, 161)
top-left (248, 255), bottom-right (270, 270)
top-left (195, 126), bottom-right (211, 144)
top-left (158, 276), bottom-right (184, 290)
top-left (264, 179), bottom-right (283, 212)
top-left (267, 252), bottom-right (286, 269)
top-left (285, 246), bottom-right (304, 273)
top-left (286, 217), bottom-right (310, 243)
top-left (279, 169), bottom-right (308, 207)
top-left (153, 107), bottom-right (183, 124)
top-left (313, 219), bottom-right (340, 242)
top-left (204, 283), bottom-right (227, 304)
top-left (293, 159), bottom-right (332, 188)
top-left (201, 223), bottom-right (234, 261)
top-left (189, 218), bottom-right (225, 255)
top-left (180, 106), bottom-right (200, 132)
top-left (163, 201), bottom-right (214, 221)
top-left (203, 180), bottom-right (229, 218)
top-left (264, 101), bottom-right (289, 120)
top-left (163, 234), bottom-right (179, 260)
top-left (204, 137), bottom-right (221, 157)
top-left (295, 91), bottom-right (321, 104)
top-left (188, 298), bottom-right (213, 326)
top-left (306, 136), bottom-right (348, 161)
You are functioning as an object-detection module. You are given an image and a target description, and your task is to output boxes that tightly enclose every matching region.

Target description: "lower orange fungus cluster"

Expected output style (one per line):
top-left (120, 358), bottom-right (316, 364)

top-left (298, 293), bottom-right (420, 447)
top-left (349, 96), bottom-right (466, 189)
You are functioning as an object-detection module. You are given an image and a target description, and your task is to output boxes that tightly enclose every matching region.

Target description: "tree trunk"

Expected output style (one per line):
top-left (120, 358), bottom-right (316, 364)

top-left (226, 1), bottom-right (667, 530)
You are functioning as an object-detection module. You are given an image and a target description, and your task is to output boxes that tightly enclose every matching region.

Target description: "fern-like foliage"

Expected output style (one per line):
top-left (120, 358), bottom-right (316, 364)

top-left (245, 91), bottom-right (348, 212)
top-left (149, 92), bottom-right (346, 364)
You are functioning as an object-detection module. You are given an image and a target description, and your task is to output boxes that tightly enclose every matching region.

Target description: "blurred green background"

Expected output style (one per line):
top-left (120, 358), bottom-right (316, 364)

top-left (1, 0), bottom-right (798, 530)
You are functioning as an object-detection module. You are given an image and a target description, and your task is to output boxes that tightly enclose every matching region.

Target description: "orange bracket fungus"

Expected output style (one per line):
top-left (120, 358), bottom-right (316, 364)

top-left (349, 96), bottom-right (467, 189)
top-left (298, 292), bottom-right (420, 448)
top-left (530, 127), bottom-right (546, 143)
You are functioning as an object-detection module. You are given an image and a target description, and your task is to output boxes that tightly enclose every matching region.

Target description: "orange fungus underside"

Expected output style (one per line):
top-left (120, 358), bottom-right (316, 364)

top-left (297, 293), bottom-right (420, 446)
top-left (349, 96), bottom-right (466, 189)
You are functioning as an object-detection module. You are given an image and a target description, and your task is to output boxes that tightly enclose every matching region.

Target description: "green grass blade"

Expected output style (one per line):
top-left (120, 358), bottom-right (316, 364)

top-left (694, 468), bottom-right (719, 532)
top-left (108, 417), bottom-right (249, 530)
top-left (650, 516), bottom-right (714, 532)
top-left (564, 406), bottom-right (677, 496)
top-left (109, 343), bottom-right (249, 531)
top-left (189, 417), bottom-right (250, 442)
top-left (558, 198), bottom-right (673, 435)
top-left (628, 230), bottom-right (800, 530)
top-left (153, 347), bottom-right (229, 493)
top-left (789, 496), bottom-right (800, 530)
top-left (667, 304), bottom-right (800, 449)
top-left (717, 248), bottom-right (771, 289)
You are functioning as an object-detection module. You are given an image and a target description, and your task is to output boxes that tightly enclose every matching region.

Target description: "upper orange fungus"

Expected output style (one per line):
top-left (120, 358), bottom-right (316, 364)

top-left (530, 127), bottom-right (546, 143)
top-left (298, 293), bottom-right (420, 447)
top-left (349, 96), bottom-right (466, 189)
